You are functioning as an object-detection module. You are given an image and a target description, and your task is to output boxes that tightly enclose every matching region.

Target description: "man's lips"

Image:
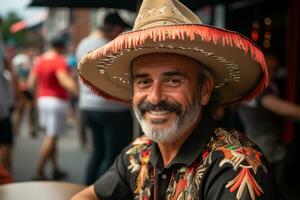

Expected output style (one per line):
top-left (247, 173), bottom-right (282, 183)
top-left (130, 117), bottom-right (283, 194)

top-left (148, 110), bottom-right (171, 115)
top-left (145, 110), bottom-right (174, 121)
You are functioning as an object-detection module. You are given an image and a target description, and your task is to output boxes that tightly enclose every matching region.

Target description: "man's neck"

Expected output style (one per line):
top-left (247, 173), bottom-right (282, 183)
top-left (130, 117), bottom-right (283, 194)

top-left (157, 113), bottom-right (202, 167)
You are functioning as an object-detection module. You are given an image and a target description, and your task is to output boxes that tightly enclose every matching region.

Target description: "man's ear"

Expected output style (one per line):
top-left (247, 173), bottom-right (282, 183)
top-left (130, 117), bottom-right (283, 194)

top-left (200, 77), bottom-right (214, 106)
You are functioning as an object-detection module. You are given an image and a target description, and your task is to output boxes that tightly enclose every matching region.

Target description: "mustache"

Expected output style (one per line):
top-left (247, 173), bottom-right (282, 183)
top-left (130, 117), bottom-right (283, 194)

top-left (138, 100), bottom-right (183, 115)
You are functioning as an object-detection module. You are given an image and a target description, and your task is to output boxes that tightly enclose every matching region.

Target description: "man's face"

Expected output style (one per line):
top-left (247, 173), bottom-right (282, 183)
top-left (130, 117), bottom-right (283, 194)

top-left (132, 53), bottom-right (205, 143)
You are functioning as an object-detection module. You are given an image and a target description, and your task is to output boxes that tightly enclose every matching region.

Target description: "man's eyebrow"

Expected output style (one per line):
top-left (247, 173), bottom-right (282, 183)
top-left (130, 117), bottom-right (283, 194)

top-left (163, 71), bottom-right (186, 77)
top-left (132, 71), bottom-right (186, 79)
top-left (133, 73), bottom-right (149, 79)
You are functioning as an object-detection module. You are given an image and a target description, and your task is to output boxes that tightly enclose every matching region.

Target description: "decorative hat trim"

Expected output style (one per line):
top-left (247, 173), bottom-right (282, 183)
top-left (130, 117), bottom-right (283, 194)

top-left (79, 24), bottom-right (268, 104)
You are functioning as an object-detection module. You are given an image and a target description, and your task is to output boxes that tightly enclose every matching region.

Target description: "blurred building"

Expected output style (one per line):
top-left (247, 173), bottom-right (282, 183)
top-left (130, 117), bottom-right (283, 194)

top-left (35, 8), bottom-right (135, 47)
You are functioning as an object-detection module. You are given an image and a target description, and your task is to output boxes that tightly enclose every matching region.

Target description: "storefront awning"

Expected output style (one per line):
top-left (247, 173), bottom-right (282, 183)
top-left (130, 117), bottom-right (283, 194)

top-left (10, 11), bottom-right (47, 33)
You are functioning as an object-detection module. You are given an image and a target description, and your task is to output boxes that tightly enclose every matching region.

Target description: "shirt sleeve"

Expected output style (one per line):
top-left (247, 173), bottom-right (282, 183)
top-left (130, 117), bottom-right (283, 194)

top-left (94, 147), bottom-right (133, 200)
top-left (203, 151), bottom-right (283, 200)
top-left (55, 56), bottom-right (69, 73)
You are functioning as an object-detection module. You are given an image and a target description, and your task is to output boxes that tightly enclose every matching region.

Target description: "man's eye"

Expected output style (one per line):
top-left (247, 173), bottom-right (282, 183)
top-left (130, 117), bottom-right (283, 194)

top-left (135, 79), bottom-right (151, 88)
top-left (165, 78), bottom-right (181, 86)
top-left (138, 80), bottom-right (150, 85)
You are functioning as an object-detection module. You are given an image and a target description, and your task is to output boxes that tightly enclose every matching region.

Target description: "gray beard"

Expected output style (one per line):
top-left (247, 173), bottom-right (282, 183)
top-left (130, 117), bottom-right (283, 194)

top-left (133, 100), bottom-right (200, 144)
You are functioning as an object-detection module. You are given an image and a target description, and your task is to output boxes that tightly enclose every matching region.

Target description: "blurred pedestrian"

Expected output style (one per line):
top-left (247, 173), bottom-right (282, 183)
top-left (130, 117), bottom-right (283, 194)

top-left (27, 36), bottom-right (78, 180)
top-left (66, 44), bottom-right (79, 126)
top-left (0, 17), bottom-right (17, 175)
top-left (12, 47), bottom-right (37, 137)
top-left (0, 164), bottom-right (13, 184)
top-left (238, 53), bottom-right (300, 186)
top-left (76, 11), bottom-right (132, 185)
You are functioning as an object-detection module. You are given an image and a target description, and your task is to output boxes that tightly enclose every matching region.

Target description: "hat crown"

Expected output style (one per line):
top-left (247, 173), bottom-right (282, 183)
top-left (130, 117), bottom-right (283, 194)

top-left (133, 0), bottom-right (202, 30)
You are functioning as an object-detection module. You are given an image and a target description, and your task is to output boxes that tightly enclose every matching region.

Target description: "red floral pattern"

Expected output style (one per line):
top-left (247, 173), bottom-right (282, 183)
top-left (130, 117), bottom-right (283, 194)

top-left (207, 128), bottom-right (267, 200)
top-left (126, 128), bottom-right (267, 200)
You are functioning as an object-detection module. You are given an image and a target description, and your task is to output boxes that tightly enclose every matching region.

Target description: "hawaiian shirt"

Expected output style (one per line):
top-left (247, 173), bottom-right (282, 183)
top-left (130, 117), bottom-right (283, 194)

top-left (94, 113), bottom-right (281, 200)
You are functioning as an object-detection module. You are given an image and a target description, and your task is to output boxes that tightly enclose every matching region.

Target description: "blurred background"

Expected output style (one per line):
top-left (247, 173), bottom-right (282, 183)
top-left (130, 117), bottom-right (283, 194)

top-left (0, 0), bottom-right (299, 199)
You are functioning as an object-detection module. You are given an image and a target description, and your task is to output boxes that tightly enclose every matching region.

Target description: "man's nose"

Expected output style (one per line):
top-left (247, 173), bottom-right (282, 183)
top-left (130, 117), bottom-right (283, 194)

top-left (147, 82), bottom-right (164, 105)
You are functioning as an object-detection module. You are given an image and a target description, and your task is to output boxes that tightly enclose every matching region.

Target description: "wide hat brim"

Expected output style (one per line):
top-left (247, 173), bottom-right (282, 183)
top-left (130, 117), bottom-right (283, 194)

top-left (78, 24), bottom-right (269, 105)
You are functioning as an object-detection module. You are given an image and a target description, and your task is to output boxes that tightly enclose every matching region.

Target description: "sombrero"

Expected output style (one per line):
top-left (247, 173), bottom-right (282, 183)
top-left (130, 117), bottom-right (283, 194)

top-left (78, 0), bottom-right (269, 105)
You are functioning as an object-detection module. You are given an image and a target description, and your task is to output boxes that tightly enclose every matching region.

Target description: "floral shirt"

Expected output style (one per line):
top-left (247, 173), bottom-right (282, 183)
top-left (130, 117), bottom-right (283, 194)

top-left (94, 113), bottom-right (281, 200)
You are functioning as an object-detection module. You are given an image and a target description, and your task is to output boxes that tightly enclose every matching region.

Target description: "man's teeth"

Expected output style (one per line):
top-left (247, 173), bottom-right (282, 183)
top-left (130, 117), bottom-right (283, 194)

top-left (149, 111), bottom-right (170, 115)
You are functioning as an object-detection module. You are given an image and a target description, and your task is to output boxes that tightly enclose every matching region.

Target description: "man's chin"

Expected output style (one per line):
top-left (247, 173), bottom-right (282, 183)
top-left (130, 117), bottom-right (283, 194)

top-left (145, 118), bottom-right (175, 129)
top-left (149, 118), bottom-right (169, 125)
top-left (144, 129), bottom-right (182, 144)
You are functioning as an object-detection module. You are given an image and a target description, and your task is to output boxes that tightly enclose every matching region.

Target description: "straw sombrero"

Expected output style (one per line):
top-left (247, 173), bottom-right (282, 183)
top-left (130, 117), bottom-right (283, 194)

top-left (78, 0), bottom-right (269, 105)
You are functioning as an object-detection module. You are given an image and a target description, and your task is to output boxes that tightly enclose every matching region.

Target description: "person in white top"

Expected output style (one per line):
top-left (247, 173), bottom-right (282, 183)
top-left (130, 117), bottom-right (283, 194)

top-left (76, 11), bottom-right (133, 185)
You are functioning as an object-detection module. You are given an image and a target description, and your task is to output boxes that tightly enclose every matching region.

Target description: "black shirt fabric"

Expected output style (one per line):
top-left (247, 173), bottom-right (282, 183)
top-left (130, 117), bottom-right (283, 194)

top-left (94, 113), bottom-right (281, 200)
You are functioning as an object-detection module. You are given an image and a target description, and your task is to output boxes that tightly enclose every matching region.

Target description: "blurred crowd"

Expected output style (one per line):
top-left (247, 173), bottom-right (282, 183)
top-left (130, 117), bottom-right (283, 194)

top-left (0, 11), bottom-right (133, 185)
top-left (0, 9), bottom-right (300, 199)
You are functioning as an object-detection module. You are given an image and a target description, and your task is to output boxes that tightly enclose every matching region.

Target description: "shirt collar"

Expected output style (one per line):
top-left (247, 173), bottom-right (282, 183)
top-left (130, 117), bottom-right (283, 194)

top-left (149, 111), bottom-right (221, 169)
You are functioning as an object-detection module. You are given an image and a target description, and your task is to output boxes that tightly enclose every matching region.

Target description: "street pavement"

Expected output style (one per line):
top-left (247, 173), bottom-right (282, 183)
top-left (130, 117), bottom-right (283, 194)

top-left (12, 114), bottom-right (89, 185)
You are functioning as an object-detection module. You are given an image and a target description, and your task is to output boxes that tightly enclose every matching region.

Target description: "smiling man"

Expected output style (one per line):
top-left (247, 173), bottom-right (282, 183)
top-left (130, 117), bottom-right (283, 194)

top-left (132, 54), bottom-right (206, 146)
top-left (72, 0), bottom-right (282, 199)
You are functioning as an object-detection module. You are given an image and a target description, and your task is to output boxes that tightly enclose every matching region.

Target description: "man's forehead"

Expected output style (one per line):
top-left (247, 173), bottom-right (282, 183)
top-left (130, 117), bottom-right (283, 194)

top-left (131, 53), bottom-right (201, 73)
top-left (133, 53), bottom-right (196, 64)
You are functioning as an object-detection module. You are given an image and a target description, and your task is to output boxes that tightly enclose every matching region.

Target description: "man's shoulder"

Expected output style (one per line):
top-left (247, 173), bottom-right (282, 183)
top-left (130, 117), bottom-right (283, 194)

top-left (207, 127), bottom-right (260, 151)
top-left (78, 36), bottom-right (108, 47)
top-left (205, 127), bottom-right (266, 170)
top-left (76, 36), bottom-right (108, 60)
top-left (199, 127), bottom-right (280, 200)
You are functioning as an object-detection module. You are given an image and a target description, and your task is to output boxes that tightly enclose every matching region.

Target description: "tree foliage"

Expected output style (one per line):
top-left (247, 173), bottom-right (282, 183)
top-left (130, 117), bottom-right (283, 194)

top-left (0, 11), bottom-right (26, 48)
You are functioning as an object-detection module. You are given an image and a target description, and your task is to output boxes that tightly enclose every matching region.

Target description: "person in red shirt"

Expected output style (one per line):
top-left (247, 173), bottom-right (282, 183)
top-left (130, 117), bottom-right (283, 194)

top-left (27, 36), bottom-right (78, 180)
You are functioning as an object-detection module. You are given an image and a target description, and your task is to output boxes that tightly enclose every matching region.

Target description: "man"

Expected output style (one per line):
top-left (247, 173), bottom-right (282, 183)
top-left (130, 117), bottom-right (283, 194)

top-left (72, 0), bottom-right (281, 199)
top-left (238, 53), bottom-right (300, 186)
top-left (76, 11), bottom-right (133, 185)
top-left (0, 16), bottom-right (16, 175)
top-left (28, 36), bottom-right (78, 180)
top-left (12, 47), bottom-right (37, 137)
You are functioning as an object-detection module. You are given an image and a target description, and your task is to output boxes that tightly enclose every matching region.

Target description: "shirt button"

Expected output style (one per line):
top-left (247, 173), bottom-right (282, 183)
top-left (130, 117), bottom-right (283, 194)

top-left (161, 174), bottom-right (167, 179)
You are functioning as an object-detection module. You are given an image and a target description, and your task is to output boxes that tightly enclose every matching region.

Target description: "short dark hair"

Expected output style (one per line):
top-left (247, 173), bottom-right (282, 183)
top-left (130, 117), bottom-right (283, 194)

top-left (50, 36), bottom-right (65, 50)
top-left (100, 11), bottom-right (130, 31)
top-left (197, 64), bottom-right (222, 111)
